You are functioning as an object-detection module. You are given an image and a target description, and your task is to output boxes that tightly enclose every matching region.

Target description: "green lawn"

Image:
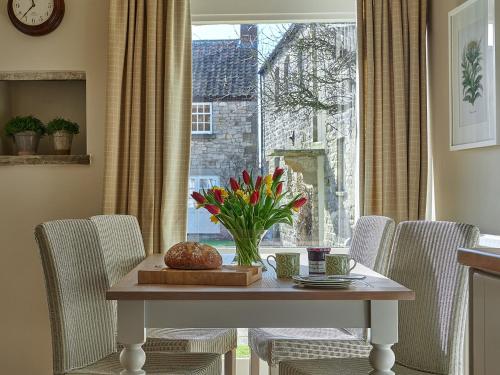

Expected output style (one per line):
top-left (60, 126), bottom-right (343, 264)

top-left (236, 344), bottom-right (250, 358)
top-left (203, 239), bottom-right (235, 247)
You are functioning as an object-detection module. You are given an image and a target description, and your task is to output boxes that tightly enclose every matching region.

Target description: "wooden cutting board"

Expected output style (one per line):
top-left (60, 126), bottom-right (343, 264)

top-left (138, 265), bottom-right (262, 286)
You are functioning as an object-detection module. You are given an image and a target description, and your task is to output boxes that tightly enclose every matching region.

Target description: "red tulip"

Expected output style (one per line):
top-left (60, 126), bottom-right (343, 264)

top-left (250, 191), bottom-right (259, 205)
top-left (273, 167), bottom-right (284, 180)
top-left (242, 170), bottom-right (251, 185)
top-left (230, 177), bottom-right (240, 191)
top-left (205, 204), bottom-right (220, 215)
top-left (213, 189), bottom-right (224, 204)
top-left (276, 182), bottom-right (283, 196)
top-left (292, 197), bottom-right (307, 211)
top-left (255, 175), bottom-right (263, 190)
top-left (191, 192), bottom-right (206, 204)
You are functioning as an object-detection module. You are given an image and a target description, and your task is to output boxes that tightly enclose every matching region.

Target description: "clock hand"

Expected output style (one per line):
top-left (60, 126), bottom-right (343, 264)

top-left (21, 4), bottom-right (35, 20)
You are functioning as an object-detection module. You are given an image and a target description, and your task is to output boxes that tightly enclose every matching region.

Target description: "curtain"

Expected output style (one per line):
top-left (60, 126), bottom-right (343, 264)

top-left (104, 0), bottom-right (192, 254)
top-left (357, 0), bottom-right (428, 222)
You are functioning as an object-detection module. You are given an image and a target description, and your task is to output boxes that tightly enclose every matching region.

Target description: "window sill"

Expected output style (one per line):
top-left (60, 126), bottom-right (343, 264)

top-left (192, 133), bottom-right (216, 140)
top-left (0, 154), bottom-right (91, 166)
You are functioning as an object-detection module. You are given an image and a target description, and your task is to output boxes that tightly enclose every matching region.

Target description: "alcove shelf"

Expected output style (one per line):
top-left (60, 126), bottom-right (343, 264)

top-left (0, 154), bottom-right (91, 166)
top-left (0, 70), bottom-right (88, 161)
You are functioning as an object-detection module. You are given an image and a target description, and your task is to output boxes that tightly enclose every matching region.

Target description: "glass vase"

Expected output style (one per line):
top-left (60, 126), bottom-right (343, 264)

top-left (230, 231), bottom-right (267, 271)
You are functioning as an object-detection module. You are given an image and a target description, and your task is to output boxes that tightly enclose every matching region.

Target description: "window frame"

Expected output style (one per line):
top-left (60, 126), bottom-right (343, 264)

top-left (191, 102), bottom-right (213, 135)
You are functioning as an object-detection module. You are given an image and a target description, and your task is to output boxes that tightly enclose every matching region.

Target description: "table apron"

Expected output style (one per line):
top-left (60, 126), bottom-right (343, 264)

top-left (144, 300), bottom-right (370, 328)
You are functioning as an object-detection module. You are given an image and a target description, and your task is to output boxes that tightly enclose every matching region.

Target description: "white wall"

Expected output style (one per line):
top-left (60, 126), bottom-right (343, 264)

top-left (429, 0), bottom-right (500, 235)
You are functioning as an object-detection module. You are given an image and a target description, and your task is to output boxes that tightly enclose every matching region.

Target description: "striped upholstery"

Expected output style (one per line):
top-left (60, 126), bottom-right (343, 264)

top-left (67, 352), bottom-right (220, 374)
top-left (349, 215), bottom-right (395, 274)
top-left (90, 215), bottom-right (237, 355)
top-left (248, 328), bottom-right (369, 365)
top-left (280, 221), bottom-right (480, 375)
top-left (35, 220), bottom-right (116, 374)
top-left (36, 219), bottom-right (221, 375)
top-left (279, 358), bottom-right (426, 375)
top-left (249, 216), bottom-right (395, 366)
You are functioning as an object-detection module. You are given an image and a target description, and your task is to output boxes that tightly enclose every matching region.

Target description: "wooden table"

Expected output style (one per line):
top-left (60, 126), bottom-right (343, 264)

top-left (107, 254), bottom-right (414, 374)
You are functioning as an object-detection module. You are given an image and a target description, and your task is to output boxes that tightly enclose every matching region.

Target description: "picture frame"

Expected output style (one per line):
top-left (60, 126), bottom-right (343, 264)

top-left (449, 0), bottom-right (500, 151)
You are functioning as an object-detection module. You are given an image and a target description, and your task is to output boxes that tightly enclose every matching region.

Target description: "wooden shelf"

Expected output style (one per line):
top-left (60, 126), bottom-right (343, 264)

top-left (0, 154), bottom-right (91, 166)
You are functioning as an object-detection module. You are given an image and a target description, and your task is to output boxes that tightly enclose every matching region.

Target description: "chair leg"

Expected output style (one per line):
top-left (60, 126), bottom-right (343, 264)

top-left (250, 348), bottom-right (260, 375)
top-left (268, 364), bottom-right (278, 375)
top-left (224, 348), bottom-right (236, 375)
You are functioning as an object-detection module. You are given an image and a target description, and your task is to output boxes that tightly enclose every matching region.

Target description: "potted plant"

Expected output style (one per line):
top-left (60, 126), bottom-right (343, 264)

top-left (4, 115), bottom-right (46, 155)
top-left (46, 118), bottom-right (80, 155)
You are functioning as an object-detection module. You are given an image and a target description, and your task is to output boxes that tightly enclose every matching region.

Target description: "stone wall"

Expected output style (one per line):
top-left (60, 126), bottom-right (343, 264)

top-left (189, 99), bottom-right (259, 239)
top-left (190, 100), bottom-right (259, 182)
top-left (261, 24), bottom-right (357, 247)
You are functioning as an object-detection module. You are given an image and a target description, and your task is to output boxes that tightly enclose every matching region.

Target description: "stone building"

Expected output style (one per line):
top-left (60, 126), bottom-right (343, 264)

top-left (259, 23), bottom-right (357, 247)
top-left (188, 25), bottom-right (259, 238)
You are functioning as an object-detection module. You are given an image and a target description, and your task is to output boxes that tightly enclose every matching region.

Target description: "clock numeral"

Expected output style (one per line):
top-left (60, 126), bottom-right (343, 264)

top-left (31, 18), bottom-right (36, 24)
top-left (15, 3), bottom-right (20, 8)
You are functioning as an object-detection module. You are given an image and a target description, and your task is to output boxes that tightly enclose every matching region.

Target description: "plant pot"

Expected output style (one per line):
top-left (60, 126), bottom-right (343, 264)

top-left (52, 131), bottom-right (74, 155)
top-left (13, 131), bottom-right (41, 155)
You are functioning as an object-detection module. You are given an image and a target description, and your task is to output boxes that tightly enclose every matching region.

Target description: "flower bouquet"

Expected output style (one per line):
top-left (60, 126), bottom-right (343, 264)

top-left (191, 168), bottom-right (307, 268)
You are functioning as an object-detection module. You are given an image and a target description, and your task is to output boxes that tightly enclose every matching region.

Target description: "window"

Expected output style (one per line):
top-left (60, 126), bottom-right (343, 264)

top-left (188, 176), bottom-right (220, 235)
top-left (188, 21), bottom-right (357, 249)
top-left (191, 103), bottom-right (212, 134)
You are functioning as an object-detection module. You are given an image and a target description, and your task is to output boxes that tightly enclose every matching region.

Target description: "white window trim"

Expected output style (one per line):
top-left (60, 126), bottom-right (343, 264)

top-left (191, 0), bottom-right (356, 24)
top-left (192, 102), bottom-right (213, 134)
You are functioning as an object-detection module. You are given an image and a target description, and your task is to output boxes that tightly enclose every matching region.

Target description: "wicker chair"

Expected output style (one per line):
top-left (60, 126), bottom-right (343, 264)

top-left (35, 219), bottom-right (220, 374)
top-left (249, 216), bottom-right (395, 375)
top-left (90, 215), bottom-right (237, 373)
top-left (279, 220), bottom-right (480, 375)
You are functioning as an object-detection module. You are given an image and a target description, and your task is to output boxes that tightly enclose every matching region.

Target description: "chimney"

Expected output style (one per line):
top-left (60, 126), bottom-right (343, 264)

top-left (240, 24), bottom-right (257, 48)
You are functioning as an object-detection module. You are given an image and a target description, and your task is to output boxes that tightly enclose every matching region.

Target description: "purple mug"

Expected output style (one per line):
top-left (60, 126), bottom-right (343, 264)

top-left (307, 247), bottom-right (332, 274)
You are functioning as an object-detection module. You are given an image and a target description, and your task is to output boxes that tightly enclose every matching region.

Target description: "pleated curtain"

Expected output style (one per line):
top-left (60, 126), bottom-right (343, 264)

top-left (104, 0), bottom-right (192, 254)
top-left (357, 0), bottom-right (428, 222)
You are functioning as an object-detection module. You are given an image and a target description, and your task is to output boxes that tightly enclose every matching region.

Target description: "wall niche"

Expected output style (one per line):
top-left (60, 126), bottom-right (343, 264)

top-left (0, 71), bottom-right (89, 165)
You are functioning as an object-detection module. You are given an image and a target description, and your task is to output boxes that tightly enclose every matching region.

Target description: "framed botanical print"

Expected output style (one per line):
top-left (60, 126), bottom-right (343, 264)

top-left (449, 0), bottom-right (499, 150)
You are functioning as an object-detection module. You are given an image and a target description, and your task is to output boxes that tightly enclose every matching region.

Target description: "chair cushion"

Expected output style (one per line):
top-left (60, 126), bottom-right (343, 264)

top-left (248, 328), bottom-right (371, 365)
top-left (279, 358), bottom-right (429, 375)
top-left (142, 328), bottom-right (237, 354)
top-left (67, 352), bottom-right (220, 375)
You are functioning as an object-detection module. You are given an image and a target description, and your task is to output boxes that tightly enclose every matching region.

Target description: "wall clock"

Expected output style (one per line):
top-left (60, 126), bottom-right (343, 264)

top-left (7, 0), bottom-right (65, 36)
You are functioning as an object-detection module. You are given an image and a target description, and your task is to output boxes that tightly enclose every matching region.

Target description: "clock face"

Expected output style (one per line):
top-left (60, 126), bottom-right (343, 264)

top-left (12, 0), bottom-right (54, 26)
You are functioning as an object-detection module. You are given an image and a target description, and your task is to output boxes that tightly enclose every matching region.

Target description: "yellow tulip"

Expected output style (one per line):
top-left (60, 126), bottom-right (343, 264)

top-left (210, 215), bottom-right (219, 223)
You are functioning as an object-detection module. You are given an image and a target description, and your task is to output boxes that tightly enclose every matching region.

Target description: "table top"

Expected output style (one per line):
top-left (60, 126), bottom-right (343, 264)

top-left (106, 254), bottom-right (414, 301)
top-left (458, 247), bottom-right (500, 275)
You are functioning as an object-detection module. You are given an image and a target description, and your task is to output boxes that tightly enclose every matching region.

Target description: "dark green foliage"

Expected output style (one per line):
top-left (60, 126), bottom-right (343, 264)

top-left (462, 40), bottom-right (483, 106)
top-left (46, 118), bottom-right (80, 135)
top-left (4, 116), bottom-right (46, 136)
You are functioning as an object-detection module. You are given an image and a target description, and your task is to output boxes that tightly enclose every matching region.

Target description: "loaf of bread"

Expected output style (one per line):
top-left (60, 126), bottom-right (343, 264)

top-left (164, 242), bottom-right (223, 270)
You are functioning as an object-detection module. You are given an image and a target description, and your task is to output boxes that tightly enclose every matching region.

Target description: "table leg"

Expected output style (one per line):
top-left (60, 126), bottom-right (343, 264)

top-left (369, 300), bottom-right (398, 375)
top-left (118, 301), bottom-right (146, 375)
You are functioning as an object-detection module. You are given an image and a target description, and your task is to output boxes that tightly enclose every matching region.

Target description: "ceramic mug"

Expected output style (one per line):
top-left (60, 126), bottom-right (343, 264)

top-left (267, 252), bottom-right (300, 278)
top-left (325, 254), bottom-right (357, 276)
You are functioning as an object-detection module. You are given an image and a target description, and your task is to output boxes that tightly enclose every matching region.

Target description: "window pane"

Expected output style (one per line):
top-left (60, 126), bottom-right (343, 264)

top-left (188, 23), bottom-right (357, 248)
